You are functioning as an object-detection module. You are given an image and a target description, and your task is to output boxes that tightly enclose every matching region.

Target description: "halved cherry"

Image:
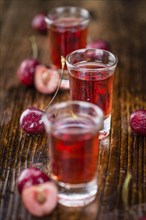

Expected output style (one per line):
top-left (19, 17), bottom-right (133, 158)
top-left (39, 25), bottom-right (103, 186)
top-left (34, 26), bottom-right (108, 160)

top-left (34, 65), bottom-right (60, 94)
top-left (22, 182), bottom-right (58, 217)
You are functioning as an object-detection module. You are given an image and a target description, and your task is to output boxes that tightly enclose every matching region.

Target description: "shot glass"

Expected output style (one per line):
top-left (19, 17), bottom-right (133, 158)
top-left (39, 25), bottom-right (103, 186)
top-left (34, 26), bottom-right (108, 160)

top-left (43, 101), bottom-right (104, 207)
top-left (66, 48), bottom-right (118, 139)
top-left (45, 6), bottom-right (90, 73)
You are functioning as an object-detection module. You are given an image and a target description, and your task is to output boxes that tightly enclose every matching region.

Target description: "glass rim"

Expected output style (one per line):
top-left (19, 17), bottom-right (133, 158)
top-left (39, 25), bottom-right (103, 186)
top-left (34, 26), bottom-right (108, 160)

top-left (66, 48), bottom-right (118, 72)
top-left (45, 6), bottom-right (90, 25)
top-left (43, 100), bottom-right (104, 131)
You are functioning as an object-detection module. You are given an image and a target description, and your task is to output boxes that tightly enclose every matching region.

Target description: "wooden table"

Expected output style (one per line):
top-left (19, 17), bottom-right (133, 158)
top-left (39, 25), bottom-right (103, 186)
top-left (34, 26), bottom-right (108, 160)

top-left (0, 0), bottom-right (146, 219)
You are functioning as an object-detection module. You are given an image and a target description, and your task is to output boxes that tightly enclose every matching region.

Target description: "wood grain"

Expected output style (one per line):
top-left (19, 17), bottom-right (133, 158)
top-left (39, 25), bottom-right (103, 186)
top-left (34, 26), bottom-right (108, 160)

top-left (0, 0), bottom-right (146, 220)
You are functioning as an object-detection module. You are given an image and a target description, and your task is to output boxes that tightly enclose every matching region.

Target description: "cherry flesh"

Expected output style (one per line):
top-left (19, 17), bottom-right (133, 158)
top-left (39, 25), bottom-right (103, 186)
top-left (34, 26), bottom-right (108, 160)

top-left (22, 182), bottom-right (58, 217)
top-left (34, 64), bottom-right (60, 94)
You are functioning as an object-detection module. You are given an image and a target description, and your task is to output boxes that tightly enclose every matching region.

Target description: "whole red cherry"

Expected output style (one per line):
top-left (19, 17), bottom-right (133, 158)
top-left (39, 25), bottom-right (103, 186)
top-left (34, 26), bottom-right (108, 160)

top-left (86, 40), bottom-right (111, 51)
top-left (17, 167), bottom-right (50, 194)
top-left (32, 12), bottom-right (47, 34)
top-left (17, 58), bottom-right (40, 86)
top-left (130, 109), bottom-right (146, 136)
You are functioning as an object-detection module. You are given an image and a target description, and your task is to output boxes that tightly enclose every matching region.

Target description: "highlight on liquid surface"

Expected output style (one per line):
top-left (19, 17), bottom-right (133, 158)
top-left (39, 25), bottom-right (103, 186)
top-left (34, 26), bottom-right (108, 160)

top-left (49, 116), bottom-right (99, 184)
top-left (69, 62), bottom-right (114, 117)
top-left (49, 17), bottom-right (88, 68)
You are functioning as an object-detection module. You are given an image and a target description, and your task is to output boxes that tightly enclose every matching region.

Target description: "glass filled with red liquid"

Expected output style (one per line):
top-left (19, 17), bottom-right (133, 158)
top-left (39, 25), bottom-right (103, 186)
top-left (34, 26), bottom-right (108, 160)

top-left (66, 49), bottom-right (118, 139)
top-left (43, 101), bottom-right (104, 207)
top-left (45, 6), bottom-right (90, 74)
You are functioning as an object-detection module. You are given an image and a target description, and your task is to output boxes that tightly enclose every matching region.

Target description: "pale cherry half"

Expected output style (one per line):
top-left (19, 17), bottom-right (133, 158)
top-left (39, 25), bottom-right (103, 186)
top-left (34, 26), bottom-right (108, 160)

top-left (22, 182), bottom-right (58, 217)
top-left (34, 65), bottom-right (60, 94)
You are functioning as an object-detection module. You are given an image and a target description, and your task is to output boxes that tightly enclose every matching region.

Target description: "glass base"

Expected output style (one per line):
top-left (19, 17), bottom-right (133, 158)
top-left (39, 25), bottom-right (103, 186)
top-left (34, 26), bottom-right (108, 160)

top-left (99, 115), bottom-right (111, 140)
top-left (57, 177), bottom-right (98, 207)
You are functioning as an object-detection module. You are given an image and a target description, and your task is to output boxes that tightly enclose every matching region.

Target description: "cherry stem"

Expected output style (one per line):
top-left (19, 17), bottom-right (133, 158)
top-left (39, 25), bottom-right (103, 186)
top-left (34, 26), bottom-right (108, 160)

top-left (44, 56), bottom-right (66, 111)
top-left (29, 35), bottom-right (38, 59)
top-left (122, 172), bottom-right (132, 208)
